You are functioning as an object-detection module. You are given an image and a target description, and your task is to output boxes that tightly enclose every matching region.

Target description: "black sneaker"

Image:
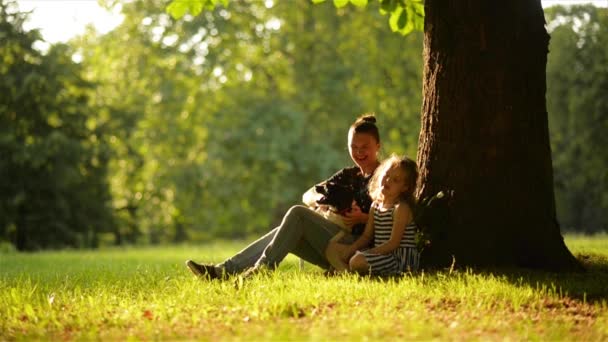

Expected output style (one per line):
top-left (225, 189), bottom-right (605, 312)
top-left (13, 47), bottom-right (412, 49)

top-left (185, 260), bottom-right (219, 280)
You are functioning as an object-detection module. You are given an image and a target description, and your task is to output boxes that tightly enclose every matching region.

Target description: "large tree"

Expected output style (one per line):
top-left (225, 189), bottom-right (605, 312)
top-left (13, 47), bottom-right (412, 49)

top-left (415, 0), bottom-right (580, 270)
top-left (166, 0), bottom-right (582, 270)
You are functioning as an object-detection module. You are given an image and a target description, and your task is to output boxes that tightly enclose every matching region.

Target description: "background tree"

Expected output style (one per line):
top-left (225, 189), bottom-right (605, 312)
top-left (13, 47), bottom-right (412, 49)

top-left (0, 1), bottom-right (115, 250)
top-left (545, 5), bottom-right (607, 235)
top-left (74, 0), bottom-right (423, 243)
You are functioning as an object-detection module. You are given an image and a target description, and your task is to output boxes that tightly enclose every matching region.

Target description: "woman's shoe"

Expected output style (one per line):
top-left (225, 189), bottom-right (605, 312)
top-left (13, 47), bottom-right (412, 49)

top-left (185, 260), bottom-right (220, 280)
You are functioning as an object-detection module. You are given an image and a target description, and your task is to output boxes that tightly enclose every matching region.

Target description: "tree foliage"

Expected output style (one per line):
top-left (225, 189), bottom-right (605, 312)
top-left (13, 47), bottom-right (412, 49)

top-left (71, 0), bottom-right (423, 243)
top-left (0, 1), bottom-right (115, 250)
top-left (166, 0), bottom-right (424, 35)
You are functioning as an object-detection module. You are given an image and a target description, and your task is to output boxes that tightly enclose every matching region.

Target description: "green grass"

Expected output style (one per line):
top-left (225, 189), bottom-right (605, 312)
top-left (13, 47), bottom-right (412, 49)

top-left (1, 235), bottom-right (607, 341)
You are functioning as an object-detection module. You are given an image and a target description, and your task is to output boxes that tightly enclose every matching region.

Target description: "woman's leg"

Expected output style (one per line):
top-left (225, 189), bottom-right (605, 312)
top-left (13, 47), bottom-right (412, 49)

top-left (215, 228), bottom-right (277, 275)
top-left (255, 205), bottom-right (344, 269)
top-left (292, 238), bottom-right (332, 269)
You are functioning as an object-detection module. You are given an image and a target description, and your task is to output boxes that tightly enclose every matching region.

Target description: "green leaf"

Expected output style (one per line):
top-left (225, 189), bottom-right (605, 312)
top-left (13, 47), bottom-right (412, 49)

top-left (388, 6), bottom-right (403, 32)
top-left (397, 6), bottom-right (408, 29)
top-left (191, 1), bottom-right (205, 16)
top-left (410, 0), bottom-right (425, 17)
top-left (380, 0), bottom-right (397, 13)
top-left (333, 0), bottom-right (349, 8)
top-left (311, 0), bottom-right (327, 3)
top-left (211, 0), bottom-right (230, 6)
top-left (387, 2), bottom-right (423, 35)
top-left (166, 1), bottom-right (189, 19)
top-left (407, 1), bottom-right (424, 32)
top-left (350, 0), bottom-right (368, 7)
top-left (166, 0), bottom-right (206, 19)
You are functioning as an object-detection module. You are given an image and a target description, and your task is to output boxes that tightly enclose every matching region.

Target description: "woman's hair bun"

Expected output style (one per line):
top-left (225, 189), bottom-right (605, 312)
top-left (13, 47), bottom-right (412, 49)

top-left (351, 112), bottom-right (380, 142)
top-left (357, 113), bottom-right (376, 124)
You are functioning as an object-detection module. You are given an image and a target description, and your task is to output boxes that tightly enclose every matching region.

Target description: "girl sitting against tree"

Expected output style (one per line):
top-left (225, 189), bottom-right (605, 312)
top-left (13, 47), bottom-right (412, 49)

top-left (325, 154), bottom-right (419, 275)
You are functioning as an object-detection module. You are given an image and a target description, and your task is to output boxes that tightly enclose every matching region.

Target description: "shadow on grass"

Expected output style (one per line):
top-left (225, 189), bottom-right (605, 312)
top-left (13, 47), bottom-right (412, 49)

top-left (364, 253), bottom-right (608, 303)
top-left (500, 253), bottom-right (608, 303)
top-left (461, 253), bottom-right (608, 303)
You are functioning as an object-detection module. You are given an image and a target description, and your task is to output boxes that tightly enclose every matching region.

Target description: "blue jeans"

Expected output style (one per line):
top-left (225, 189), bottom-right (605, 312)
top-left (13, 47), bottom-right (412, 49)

top-left (217, 205), bottom-right (355, 274)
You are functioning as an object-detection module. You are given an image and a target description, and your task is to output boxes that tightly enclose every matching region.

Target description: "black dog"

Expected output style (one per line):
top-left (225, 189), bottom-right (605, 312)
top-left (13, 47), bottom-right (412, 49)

top-left (315, 182), bottom-right (354, 215)
top-left (314, 182), bottom-right (354, 240)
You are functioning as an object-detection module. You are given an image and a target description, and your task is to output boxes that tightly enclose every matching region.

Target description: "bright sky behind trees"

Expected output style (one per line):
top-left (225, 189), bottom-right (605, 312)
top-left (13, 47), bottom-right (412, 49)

top-left (16, 0), bottom-right (608, 45)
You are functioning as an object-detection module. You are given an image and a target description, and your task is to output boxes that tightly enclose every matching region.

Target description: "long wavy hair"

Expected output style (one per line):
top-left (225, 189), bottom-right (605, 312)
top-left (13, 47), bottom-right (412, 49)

top-left (368, 154), bottom-right (418, 208)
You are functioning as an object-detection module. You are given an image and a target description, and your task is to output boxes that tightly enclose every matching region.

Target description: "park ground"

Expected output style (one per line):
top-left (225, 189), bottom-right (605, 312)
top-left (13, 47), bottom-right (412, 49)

top-left (1, 234), bottom-right (607, 341)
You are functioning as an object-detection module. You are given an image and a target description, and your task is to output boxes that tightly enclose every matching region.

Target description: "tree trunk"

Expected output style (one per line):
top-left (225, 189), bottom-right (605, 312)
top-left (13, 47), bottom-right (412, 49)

top-left (417, 0), bottom-right (582, 271)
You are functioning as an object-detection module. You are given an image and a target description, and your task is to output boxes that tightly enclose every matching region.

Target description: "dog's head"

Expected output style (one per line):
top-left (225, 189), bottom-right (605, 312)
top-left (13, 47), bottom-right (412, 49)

top-left (315, 182), bottom-right (354, 213)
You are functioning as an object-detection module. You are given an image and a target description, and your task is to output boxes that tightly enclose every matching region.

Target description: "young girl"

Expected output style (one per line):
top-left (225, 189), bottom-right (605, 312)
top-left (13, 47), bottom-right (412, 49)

top-left (325, 154), bottom-right (419, 275)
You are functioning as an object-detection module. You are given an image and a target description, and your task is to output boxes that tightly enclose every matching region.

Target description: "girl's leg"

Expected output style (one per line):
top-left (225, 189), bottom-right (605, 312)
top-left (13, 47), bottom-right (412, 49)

top-left (325, 241), bottom-right (350, 272)
top-left (255, 205), bottom-right (344, 269)
top-left (350, 251), bottom-right (399, 275)
top-left (348, 252), bottom-right (370, 273)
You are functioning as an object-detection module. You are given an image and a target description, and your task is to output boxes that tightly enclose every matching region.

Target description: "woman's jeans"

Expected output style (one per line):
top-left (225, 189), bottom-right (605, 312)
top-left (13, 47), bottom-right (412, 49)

top-left (217, 205), bottom-right (354, 275)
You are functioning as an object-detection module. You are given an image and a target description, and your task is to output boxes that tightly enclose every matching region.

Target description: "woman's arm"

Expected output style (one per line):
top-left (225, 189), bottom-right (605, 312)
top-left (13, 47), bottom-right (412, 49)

top-left (302, 167), bottom-right (350, 207)
top-left (366, 203), bottom-right (412, 255)
top-left (346, 206), bottom-right (376, 254)
top-left (302, 185), bottom-right (322, 207)
top-left (342, 202), bottom-right (368, 228)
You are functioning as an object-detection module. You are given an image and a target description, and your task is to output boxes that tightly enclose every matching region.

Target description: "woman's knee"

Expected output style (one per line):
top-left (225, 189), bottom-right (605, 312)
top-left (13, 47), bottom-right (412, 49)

top-left (285, 205), bottom-right (309, 218)
top-left (278, 205), bottom-right (310, 232)
top-left (349, 253), bottom-right (369, 272)
top-left (282, 205), bottom-right (311, 225)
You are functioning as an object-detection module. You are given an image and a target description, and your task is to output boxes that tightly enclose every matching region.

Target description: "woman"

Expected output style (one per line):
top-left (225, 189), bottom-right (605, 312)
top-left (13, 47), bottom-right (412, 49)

top-left (186, 114), bottom-right (382, 279)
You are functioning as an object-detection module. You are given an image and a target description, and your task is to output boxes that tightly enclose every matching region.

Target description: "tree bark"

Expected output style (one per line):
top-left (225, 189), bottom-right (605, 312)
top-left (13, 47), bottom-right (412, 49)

top-left (417, 0), bottom-right (582, 271)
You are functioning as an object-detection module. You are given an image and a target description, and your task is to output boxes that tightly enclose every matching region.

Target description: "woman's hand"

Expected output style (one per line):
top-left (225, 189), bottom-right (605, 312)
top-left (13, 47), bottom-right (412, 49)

top-left (342, 202), bottom-right (368, 227)
top-left (315, 204), bottom-right (330, 213)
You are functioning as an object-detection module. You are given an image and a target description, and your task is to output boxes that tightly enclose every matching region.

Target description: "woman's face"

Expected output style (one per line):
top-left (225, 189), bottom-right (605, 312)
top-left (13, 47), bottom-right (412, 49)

top-left (348, 131), bottom-right (380, 174)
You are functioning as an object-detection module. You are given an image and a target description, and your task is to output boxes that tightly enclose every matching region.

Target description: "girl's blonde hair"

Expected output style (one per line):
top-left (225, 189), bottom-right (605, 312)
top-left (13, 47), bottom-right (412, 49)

top-left (368, 154), bottom-right (418, 207)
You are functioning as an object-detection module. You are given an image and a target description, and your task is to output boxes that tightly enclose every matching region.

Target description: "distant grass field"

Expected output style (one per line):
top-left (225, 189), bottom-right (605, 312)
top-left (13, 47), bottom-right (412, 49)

top-left (1, 234), bottom-right (607, 341)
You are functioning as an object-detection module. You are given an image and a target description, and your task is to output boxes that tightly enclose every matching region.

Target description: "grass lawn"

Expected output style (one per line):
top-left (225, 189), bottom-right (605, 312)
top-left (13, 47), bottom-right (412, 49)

top-left (1, 234), bottom-right (607, 341)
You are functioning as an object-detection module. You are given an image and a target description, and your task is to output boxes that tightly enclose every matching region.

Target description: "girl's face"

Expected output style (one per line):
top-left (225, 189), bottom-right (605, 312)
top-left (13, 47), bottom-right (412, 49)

top-left (348, 131), bottom-right (380, 174)
top-left (380, 165), bottom-right (409, 202)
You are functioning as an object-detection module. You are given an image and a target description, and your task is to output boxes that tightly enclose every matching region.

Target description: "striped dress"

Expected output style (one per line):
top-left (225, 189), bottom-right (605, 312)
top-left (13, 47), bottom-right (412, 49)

top-left (361, 202), bottom-right (419, 275)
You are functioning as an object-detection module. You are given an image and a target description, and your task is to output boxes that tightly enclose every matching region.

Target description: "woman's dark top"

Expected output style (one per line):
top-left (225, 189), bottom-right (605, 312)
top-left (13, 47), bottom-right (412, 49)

top-left (321, 166), bottom-right (374, 235)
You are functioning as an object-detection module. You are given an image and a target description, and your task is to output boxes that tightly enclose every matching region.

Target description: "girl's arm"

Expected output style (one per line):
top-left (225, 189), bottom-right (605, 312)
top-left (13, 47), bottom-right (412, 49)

top-left (366, 202), bottom-right (412, 255)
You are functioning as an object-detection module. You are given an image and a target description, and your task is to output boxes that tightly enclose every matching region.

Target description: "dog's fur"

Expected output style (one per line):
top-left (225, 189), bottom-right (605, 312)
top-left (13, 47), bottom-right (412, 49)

top-left (314, 182), bottom-right (354, 242)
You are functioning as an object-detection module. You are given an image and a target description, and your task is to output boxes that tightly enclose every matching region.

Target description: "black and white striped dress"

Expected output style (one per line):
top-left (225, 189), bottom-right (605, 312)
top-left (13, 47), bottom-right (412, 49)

top-left (361, 202), bottom-right (419, 275)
